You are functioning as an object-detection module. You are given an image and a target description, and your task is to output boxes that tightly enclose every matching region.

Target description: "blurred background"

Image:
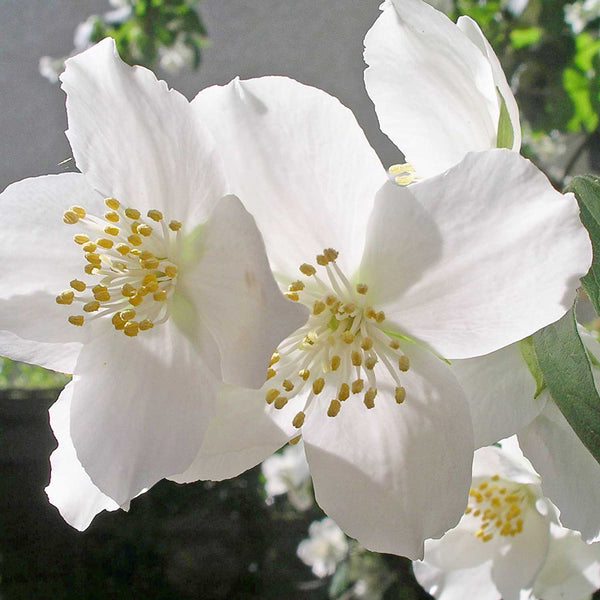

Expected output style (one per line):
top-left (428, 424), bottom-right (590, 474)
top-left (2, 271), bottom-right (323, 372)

top-left (2, 0), bottom-right (600, 598)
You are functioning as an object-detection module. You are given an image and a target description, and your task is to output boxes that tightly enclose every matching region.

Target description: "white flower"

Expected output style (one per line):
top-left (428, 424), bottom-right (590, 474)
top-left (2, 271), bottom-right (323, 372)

top-left (363, 0), bottom-right (521, 179)
top-left (261, 441), bottom-right (313, 511)
top-left (158, 35), bottom-right (196, 74)
top-left (413, 439), bottom-right (600, 600)
top-left (297, 518), bottom-right (349, 578)
top-left (565, 0), bottom-right (600, 33)
top-left (0, 39), bottom-right (306, 529)
top-left (452, 327), bottom-right (600, 544)
top-left (166, 76), bottom-right (590, 558)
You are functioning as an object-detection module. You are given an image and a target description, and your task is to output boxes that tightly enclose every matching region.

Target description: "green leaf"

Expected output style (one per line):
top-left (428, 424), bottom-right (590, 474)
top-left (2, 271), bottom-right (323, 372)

top-left (509, 27), bottom-right (542, 50)
top-left (566, 175), bottom-right (600, 315)
top-left (496, 89), bottom-right (514, 149)
top-left (519, 336), bottom-right (546, 398)
top-left (533, 308), bottom-right (600, 466)
top-left (563, 67), bottom-right (599, 132)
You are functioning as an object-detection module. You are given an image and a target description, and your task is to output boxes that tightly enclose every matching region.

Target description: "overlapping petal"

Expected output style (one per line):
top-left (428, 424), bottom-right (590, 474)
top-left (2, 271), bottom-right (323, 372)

top-left (360, 150), bottom-right (591, 359)
top-left (364, 0), bottom-right (499, 177)
top-left (61, 37), bottom-right (227, 225)
top-left (192, 76), bottom-right (387, 276)
top-left (302, 344), bottom-right (473, 558)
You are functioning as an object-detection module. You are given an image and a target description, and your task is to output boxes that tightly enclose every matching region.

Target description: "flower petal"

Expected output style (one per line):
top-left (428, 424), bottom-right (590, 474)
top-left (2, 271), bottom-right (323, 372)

top-left (302, 344), bottom-right (473, 558)
top-left (518, 401), bottom-right (600, 542)
top-left (45, 383), bottom-right (120, 530)
top-left (61, 38), bottom-right (227, 225)
top-left (360, 150), bottom-right (591, 359)
top-left (192, 76), bottom-right (386, 276)
top-left (69, 322), bottom-right (218, 505)
top-left (181, 194), bottom-right (308, 389)
top-left (363, 0), bottom-right (499, 177)
top-left (170, 384), bottom-right (289, 483)
top-left (452, 343), bottom-right (544, 448)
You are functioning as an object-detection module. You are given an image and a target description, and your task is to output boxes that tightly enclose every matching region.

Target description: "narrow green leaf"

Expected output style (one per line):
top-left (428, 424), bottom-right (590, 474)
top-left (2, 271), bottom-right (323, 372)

top-left (519, 336), bottom-right (546, 398)
top-left (496, 90), bottom-right (514, 150)
top-left (533, 308), bottom-right (600, 466)
top-left (566, 175), bottom-right (600, 315)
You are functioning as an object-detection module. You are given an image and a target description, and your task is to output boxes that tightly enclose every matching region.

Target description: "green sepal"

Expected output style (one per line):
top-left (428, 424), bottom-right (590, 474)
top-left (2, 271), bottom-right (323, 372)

top-left (496, 89), bottom-right (515, 150)
top-left (519, 336), bottom-right (546, 398)
top-left (533, 307), bottom-right (600, 466)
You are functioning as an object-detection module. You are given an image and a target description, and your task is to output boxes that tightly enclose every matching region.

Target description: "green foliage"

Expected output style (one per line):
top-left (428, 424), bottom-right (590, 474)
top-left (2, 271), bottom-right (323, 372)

top-left (0, 357), bottom-right (69, 389)
top-left (533, 308), bottom-right (600, 466)
top-left (519, 336), bottom-right (546, 398)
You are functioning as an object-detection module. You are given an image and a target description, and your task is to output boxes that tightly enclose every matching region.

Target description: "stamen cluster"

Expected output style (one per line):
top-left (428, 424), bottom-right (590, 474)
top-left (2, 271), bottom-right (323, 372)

top-left (265, 248), bottom-right (411, 429)
top-left (56, 198), bottom-right (181, 336)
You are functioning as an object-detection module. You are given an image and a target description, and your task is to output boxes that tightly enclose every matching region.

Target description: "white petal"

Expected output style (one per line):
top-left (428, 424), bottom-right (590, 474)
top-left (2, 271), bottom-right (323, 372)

top-left (192, 76), bottom-right (387, 276)
top-left (457, 16), bottom-right (521, 151)
top-left (69, 322), bottom-right (218, 505)
top-left (180, 194), bottom-right (308, 389)
top-left (518, 401), bottom-right (600, 542)
top-left (532, 523), bottom-right (600, 600)
top-left (452, 343), bottom-right (545, 448)
top-left (0, 174), bottom-right (104, 366)
top-left (302, 344), bottom-right (473, 558)
top-left (170, 384), bottom-right (289, 483)
top-left (360, 150), bottom-right (591, 359)
top-left (363, 0), bottom-right (498, 177)
top-left (413, 560), bottom-right (500, 600)
top-left (45, 383), bottom-right (120, 530)
top-left (61, 38), bottom-right (227, 225)
top-left (473, 444), bottom-right (540, 486)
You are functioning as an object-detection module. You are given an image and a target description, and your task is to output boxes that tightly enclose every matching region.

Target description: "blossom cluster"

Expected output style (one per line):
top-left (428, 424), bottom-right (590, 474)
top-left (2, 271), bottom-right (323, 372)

top-left (2, 0), bottom-right (600, 597)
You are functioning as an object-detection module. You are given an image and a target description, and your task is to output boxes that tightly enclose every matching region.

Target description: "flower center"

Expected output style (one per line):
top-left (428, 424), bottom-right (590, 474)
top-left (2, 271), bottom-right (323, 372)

top-left (265, 248), bottom-right (410, 429)
top-left (56, 198), bottom-right (181, 337)
top-left (388, 162), bottom-right (420, 186)
top-left (465, 475), bottom-right (532, 542)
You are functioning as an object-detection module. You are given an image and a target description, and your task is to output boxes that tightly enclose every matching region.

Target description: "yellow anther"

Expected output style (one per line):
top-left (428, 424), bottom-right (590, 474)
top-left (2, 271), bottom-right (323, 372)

top-left (274, 396), bottom-right (288, 410)
top-left (69, 206), bottom-right (86, 218)
top-left (356, 283), bottom-right (368, 295)
top-left (121, 283), bottom-right (136, 297)
top-left (96, 238), bottom-right (114, 249)
top-left (63, 210), bottom-right (80, 224)
top-left (70, 279), bottom-right (86, 292)
top-left (124, 207), bottom-right (140, 220)
top-left (85, 252), bottom-right (101, 265)
top-left (285, 292), bottom-right (299, 301)
top-left (138, 224), bottom-right (153, 237)
top-left (313, 300), bottom-right (326, 315)
top-left (123, 321), bottom-right (139, 337)
top-left (327, 399), bottom-right (341, 417)
top-left (266, 368), bottom-right (276, 380)
top-left (491, 475), bottom-right (500, 481)
top-left (351, 379), bottom-right (364, 394)
top-left (104, 197), bottom-right (120, 210)
top-left (338, 383), bottom-right (349, 401)
top-left (83, 300), bottom-right (100, 313)
top-left (342, 302), bottom-right (356, 314)
top-left (323, 248), bottom-right (339, 262)
top-left (388, 163), bottom-right (415, 175)
top-left (82, 242), bottom-right (97, 253)
top-left (289, 435), bottom-right (302, 445)
top-left (325, 295), bottom-right (336, 306)
top-left (129, 294), bottom-right (143, 307)
top-left (375, 311), bottom-right (385, 323)
top-left (265, 388), bottom-right (280, 404)
top-left (292, 411), bottom-right (306, 429)
top-left (147, 209), bottom-right (163, 222)
top-left (398, 355), bottom-right (410, 372)
top-left (395, 175), bottom-right (415, 186)
top-left (104, 225), bottom-right (120, 236)
top-left (84, 264), bottom-right (98, 275)
top-left (312, 378), bottom-right (325, 395)
top-left (479, 482), bottom-right (488, 490)
top-left (269, 352), bottom-right (280, 366)
top-left (112, 312), bottom-right (125, 330)
top-left (55, 290), bottom-right (74, 305)
top-left (364, 388), bottom-right (377, 409)
top-left (330, 355), bottom-right (341, 371)
top-left (120, 309), bottom-right (136, 321)
top-left (164, 265), bottom-right (178, 278)
top-left (316, 254), bottom-right (328, 266)
top-left (115, 243), bottom-right (130, 256)
top-left (130, 222), bottom-right (139, 234)
top-left (365, 306), bottom-right (376, 319)
top-left (465, 507), bottom-right (473, 514)
top-left (360, 337), bottom-right (373, 351)
top-left (395, 386), bottom-right (406, 404)
top-left (282, 379), bottom-right (294, 392)
top-left (68, 315), bottom-right (84, 326)
top-left (153, 290), bottom-right (167, 302)
top-left (288, 280), bottom-right (305, 292)
top-left (473, 509), bottom-right (481, 516)
top-left (140, 251), bottom-right (154, 262)
top-left (351, 350), bottom-right (362, 366)
top-left (73, 234), bottom-right (89, 245)
top-left (299, 369), bottom-right (310, 381)
top-left (169, 220), bottom-right (182, 231)
top-left (142, 258), bottom-right (160, 270)
top-left (104, 211), bottom-right (119, 223)
top-left (93, 289), bottom-right (111, 302)
top-left (300, 263), bottom-right (316, 276)
top-left (128, 234), bottom-right (142, 246)
top-left (389, 339), bottom-right (400, 350)
top-left (365, 356), bottom-right (378, 370)
top-left (144, 281), bottom-right (159, 293)
top-left (139, 319), bottom-right (154, 331)
top-left (342, 331), bottom-right (354, 344)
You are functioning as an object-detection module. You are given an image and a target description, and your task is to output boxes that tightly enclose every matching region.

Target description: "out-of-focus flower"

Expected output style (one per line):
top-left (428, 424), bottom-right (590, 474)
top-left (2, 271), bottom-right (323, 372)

top-left (0, 39), bottom-right (305, 529)
top-left (414, 439), bottom-right (600, 600)
top-left (297, 518), bottom-right (349, 578)
top-left (261, 441), bottom-right (313, 511)
top-left (565, 0), bottom-right (600, 33)
top-left (158, 34), bottom-right (196, 74)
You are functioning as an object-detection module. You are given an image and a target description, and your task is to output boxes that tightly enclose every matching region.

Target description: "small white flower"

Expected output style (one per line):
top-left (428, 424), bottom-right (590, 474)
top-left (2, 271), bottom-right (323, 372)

top-left (158, 35), bottom-right (196, 74)
top-left (297, 518), bottom-right (349, 578)
top-left (414, 439), bottom-right (600, 600)
top-left (565, 0), bottom-right (600, 33)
